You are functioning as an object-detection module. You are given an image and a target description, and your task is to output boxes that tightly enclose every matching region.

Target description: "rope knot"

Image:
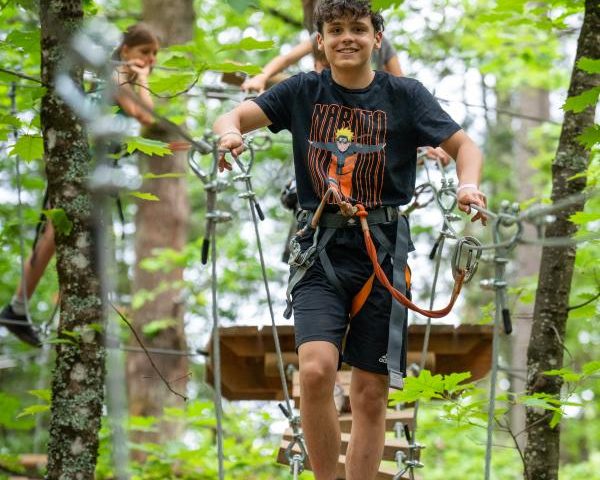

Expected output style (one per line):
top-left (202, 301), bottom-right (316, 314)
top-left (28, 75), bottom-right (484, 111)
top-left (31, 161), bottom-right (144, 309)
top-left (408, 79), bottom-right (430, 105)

top-left (355, 204), bottom-right (368, 218)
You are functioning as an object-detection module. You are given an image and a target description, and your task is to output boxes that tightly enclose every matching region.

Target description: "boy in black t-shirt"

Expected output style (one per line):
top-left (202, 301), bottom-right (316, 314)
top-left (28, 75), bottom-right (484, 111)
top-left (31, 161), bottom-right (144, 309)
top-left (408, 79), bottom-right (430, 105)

top-left (214, 1), bottom-right (486, 478)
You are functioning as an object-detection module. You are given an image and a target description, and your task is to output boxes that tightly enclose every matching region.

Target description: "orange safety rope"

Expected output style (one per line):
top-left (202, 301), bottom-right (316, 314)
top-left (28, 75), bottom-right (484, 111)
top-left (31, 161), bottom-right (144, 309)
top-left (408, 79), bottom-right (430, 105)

top-left (354, 204), bottom-right (465, 318)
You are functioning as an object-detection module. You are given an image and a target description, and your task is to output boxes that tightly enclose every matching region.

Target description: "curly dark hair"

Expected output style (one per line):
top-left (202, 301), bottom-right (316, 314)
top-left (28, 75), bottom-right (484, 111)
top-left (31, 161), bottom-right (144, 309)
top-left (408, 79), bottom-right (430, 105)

top-left (314, 0), bottom-right (384, 34)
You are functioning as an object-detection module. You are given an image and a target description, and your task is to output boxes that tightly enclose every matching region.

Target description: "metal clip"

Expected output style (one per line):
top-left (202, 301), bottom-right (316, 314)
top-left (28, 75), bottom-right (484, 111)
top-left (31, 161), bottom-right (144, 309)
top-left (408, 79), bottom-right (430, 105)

top-left (451, 236), bottom-right (482, 283)
top-left (288, 227), bottom-right (320, 269)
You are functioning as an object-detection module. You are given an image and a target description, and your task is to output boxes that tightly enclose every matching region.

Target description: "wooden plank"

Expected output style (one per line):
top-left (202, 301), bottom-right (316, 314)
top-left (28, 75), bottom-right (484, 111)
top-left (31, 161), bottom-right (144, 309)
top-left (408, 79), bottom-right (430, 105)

top-left (338, 409), bottom-right (415, 434)
top-left (18, 454), bottom-right (47, 469)
top-left (209, 324), bottom-right (493, 400)
top-left (282, 429), bottom-right (414, 462)
top-left (264, 352), bottom-right (298, 377)
top-left (277, 440), bottom-right (411, 480)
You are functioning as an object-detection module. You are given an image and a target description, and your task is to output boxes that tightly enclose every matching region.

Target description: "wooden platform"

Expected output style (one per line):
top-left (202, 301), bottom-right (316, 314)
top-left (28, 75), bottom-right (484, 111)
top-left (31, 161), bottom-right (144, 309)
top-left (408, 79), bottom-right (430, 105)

top-left (206, 324), bottom-right (493, 400)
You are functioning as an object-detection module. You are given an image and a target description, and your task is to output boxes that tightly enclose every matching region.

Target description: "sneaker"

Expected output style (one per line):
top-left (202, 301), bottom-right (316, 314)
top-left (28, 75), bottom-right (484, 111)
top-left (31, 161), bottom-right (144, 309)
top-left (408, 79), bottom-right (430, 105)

top-left (0, 304), bottom-right (42, 347)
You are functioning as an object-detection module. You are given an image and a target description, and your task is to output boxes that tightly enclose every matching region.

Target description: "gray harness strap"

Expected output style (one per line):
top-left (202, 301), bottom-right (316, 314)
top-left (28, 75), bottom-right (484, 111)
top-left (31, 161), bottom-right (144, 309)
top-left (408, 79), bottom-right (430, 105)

top-left (388, 216), bottom-right (410, 389)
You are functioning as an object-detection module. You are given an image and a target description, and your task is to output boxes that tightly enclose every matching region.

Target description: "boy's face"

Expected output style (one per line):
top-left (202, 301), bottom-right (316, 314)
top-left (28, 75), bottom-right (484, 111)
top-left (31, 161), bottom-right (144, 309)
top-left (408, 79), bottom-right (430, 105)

top-left (316, 16), bottom-right (382, 71)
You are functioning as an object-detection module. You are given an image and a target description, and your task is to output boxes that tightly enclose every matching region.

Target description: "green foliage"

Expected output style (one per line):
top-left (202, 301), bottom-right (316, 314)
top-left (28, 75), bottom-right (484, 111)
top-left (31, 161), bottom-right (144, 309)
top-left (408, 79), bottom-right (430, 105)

top-left (9, 135), bottom-right (44, 161)
top-left (577, 124), bottom-right (600, 148)
top-left (125, 137), bottom-right (172, 156)
top-left (563, 86), bottom-right (600, 113)
top-left (95, 401), bottom-right (288, 479)
top-left (141, 318), bottom-right (178, 338)
top-left (41, 208), bottom-right (73, 235)
top-left (578, 57), bottom-right (600, 74)
top-left (219, 37), bottom-right (275, 52)
top-left (128, 191), bottom-right (160, 201)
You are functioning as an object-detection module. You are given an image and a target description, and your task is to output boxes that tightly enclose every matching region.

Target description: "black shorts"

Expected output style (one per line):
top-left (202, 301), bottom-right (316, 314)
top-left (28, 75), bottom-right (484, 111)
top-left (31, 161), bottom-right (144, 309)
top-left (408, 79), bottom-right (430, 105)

top-left (290, 218), bottom-right (410, 375)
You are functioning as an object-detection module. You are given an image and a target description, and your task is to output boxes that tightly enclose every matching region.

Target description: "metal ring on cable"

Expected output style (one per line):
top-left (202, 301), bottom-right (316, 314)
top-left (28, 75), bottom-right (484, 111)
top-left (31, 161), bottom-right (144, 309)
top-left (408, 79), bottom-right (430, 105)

top-left (493, 213), bottom-right (523, 251)
top-left (437, 187), bottom-right (457, 215)
top-left (451, 236), bottom-right (483, 283)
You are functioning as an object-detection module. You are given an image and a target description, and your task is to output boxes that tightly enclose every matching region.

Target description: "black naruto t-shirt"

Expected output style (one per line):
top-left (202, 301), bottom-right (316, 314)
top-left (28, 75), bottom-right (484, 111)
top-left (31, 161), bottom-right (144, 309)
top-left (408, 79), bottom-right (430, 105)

top-left (253, 69), bottom-right (461, 210)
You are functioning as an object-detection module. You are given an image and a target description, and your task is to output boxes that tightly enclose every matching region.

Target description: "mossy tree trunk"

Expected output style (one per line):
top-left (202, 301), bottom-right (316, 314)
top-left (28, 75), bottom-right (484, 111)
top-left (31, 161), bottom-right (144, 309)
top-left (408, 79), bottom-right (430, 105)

top-left (524, 2), bottom-right (599, 479)
top-left (41, 1), bottom-right (105, 479)
top-left (125, 0), bottom-right (194, 446)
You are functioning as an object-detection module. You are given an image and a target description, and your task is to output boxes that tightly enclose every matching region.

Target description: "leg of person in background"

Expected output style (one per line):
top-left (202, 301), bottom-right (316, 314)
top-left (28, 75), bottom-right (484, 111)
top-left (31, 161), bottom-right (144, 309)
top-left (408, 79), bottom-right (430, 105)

top-left (298, 341), bottom-right (341, 480)
top-left (345, 368), bottom-right (389, 480)
top-left (0, 222), bottom-right (55, 347)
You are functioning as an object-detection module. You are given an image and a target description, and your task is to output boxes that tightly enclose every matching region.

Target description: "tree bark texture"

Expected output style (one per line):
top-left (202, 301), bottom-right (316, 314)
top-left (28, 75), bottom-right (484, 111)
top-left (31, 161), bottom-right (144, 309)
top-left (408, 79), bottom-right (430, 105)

top-left (302, 0), bottom-right (316, 32)
top-left (41, 1), bottom-right (105, 479)
top-left (126, 0), bottom-right (194, 445)
top-left (524, 2), bottom-right (599, 479)
top-left (142, 0), bottom-right (195, 45)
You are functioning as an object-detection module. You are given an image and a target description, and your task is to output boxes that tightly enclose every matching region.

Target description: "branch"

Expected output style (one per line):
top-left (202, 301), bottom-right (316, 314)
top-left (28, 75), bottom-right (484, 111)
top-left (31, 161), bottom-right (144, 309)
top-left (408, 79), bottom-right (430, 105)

top-left (127, 75), bottom-right (201, 99)
top-left (567, 291), bottom-right (600, 311)
top-left (496, 417), bottom-right (528, 480)
top-left (0, 67), bottom-right (45, 85)
top-left (110, 302), bottom-right (188, 402)
top-left (251, 3), bottom-right (303, 29)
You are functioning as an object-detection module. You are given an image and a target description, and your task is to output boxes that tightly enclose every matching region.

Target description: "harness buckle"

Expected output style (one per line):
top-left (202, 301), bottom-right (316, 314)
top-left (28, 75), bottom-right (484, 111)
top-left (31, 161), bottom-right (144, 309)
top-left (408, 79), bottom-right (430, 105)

top-left (288, 226), bottom-right (320, 269)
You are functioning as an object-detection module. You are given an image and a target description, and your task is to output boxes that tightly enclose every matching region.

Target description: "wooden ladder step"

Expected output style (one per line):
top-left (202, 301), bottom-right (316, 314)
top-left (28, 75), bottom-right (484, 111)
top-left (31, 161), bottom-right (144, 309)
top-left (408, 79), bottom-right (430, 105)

top-left (277, 440), bottom-right (412, 480)
top-left (338, 408), bottom-right (415, 433)
top-left (282, 429), bottom-right (416, 462)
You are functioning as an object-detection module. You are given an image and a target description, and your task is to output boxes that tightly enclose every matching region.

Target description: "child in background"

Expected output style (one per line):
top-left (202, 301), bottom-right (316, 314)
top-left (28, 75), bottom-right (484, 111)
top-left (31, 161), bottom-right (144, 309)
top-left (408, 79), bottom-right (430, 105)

top-left (0, 23), bottom-right (160, 347)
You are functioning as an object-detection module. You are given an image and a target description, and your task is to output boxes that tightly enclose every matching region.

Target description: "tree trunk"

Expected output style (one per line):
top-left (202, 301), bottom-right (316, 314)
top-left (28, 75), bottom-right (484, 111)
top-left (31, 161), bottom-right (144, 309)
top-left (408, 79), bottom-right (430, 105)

top-left (302, 0), bottom-right (316, 32)
top-left (125, 0), bottom-right (194, 445)
top-left (41, 1), bottom-right (105, 479)
top-left (524, 2), bottom-right (599, 479)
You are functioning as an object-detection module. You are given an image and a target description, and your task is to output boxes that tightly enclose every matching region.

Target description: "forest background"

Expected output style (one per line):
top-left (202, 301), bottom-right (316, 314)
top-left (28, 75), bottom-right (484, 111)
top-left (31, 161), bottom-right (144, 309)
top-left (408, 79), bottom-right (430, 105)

top-left (0, 0), bottom-right (598, 479)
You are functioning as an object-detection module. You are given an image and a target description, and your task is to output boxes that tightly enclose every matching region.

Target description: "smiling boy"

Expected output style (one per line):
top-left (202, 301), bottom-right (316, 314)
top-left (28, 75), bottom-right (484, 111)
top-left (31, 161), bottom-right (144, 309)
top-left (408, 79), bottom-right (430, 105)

top-left (213, 1), bottom-right (486, 478)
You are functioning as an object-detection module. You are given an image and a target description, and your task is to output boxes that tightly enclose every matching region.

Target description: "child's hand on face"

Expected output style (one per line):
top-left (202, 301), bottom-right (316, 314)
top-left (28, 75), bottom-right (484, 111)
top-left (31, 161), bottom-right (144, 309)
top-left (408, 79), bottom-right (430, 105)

top-left (127, 59), bottom-right (151, 81)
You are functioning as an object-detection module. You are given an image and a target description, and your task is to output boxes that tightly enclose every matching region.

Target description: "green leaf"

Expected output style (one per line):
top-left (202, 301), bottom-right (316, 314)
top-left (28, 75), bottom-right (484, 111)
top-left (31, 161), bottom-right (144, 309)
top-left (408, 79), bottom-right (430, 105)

top-left (149, 71), bottom-right (197, 95)
top-left (443, 372), bottom-right (472, 393)
top-left (226, 0), bottom-right (254, 13)
top-left (563, 86), bottom-right (600, 113)
top-left (5, 29), bottom-right (40, 53)
top-left (219, 37), bottom-right (274, 52)
top-left (16, 404), bottom-right (50, 418)
top-left (42, 208), bottom-right (73, 235)
top-left (570, 211), bottom-right (600, 225)
top-left (9, 135), bottom-right (44, 161)
top-left (543, 368), bottom-right (583, 383)
top-left (372, 0), bottom-right (406, 9)
top-left (142, 318), bottom-right (178, 338)
top-left (143, 172), bottom-right (186, 179)
top-left (28, 389), bottom-right (51, 402)
top-left (519, 395), bottom-right (560, 411)
top-left (578, 57), bottom-right (600, 74)
top-left (577, 124), bottom-right (600, 148)
top-left (582, 360), bottom-right (600, 376)
top-left (549, 409), bottom-right (562, 429)
top-left (128, 191), bottom-right (160, 202)
top-left (206, 62), bottom-right (261, 75)
top-left (125, 136), bottom-right (172, 156)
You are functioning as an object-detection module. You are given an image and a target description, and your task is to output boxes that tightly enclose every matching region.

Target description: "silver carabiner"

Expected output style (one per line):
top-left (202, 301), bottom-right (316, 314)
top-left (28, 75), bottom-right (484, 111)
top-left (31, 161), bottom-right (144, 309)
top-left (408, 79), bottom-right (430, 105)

top-left (451, 236), bottom-right (483, 283)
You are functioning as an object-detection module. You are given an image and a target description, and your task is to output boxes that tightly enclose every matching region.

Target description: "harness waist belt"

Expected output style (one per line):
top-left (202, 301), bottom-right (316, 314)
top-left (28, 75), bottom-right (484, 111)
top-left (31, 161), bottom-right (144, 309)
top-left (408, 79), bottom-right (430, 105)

top-left (299, 206), bottom-right (398, 229)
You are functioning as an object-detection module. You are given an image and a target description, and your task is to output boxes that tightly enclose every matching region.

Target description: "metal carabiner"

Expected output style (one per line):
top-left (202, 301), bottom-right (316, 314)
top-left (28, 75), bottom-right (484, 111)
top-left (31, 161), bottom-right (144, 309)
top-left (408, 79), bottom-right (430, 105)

top-left (451, 235), bottom-right (483, 283)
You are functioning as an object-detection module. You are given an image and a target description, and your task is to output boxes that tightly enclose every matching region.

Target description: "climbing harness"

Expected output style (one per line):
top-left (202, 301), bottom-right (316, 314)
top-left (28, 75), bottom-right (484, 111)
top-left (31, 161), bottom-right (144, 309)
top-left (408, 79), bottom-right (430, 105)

top-left (284, 178), bottom-right (473, 392)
